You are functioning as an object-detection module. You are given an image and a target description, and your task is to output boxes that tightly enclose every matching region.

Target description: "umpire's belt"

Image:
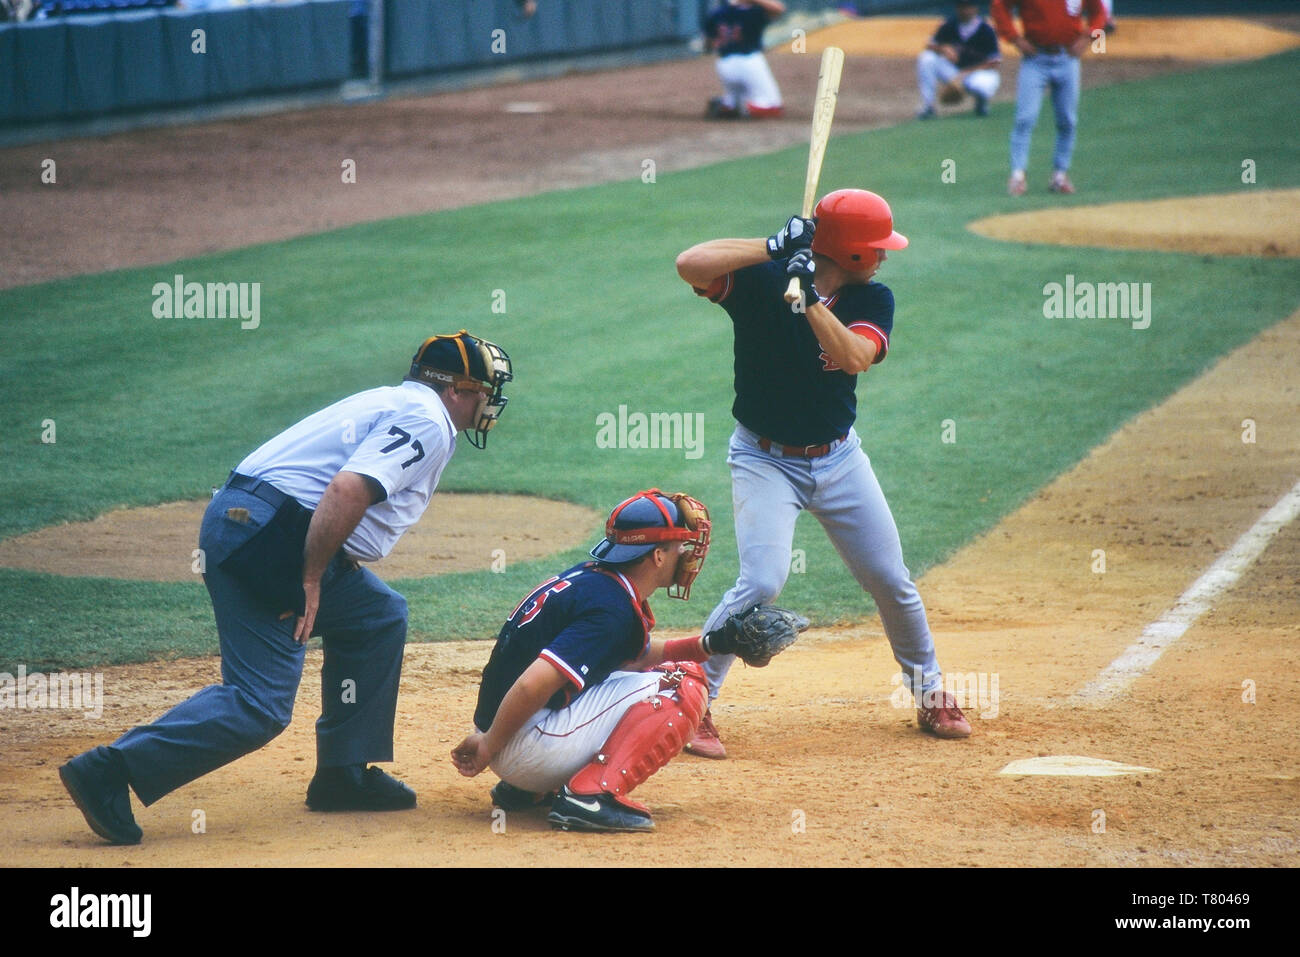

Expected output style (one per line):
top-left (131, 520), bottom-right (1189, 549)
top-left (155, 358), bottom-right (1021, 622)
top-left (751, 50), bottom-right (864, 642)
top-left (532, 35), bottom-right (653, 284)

top-left (225, 471), bottom-right (294, 509)
top-left (757, 435), bottom-right (846, 459)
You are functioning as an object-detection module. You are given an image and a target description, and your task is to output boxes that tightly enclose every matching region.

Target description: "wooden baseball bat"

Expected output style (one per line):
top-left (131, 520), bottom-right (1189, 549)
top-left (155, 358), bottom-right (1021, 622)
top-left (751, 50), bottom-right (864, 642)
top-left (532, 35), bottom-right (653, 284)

top-left (784, 45), bottom-right (845, 305)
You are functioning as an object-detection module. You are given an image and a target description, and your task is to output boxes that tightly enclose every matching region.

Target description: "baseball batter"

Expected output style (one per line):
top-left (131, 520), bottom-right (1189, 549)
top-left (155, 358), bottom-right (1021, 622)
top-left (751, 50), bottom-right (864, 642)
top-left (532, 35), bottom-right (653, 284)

top-left (59, 331), bottom-right (512, 844)
top-left (703, 0), bottom-right (785, 119)
top-left (674, 190), bottom-right (972, 759)
top-left (452, 490), bottom-right (721, 832)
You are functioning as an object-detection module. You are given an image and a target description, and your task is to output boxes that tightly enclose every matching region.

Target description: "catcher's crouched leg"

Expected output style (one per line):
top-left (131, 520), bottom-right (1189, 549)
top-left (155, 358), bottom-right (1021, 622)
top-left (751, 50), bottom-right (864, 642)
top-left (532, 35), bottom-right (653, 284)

top-left (548, 663), bottom-right (708, 833)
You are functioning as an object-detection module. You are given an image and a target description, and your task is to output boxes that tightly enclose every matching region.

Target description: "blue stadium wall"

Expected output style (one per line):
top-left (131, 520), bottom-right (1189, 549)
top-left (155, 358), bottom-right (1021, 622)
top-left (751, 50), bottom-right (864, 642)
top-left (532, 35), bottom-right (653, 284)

top-left (0, 0), bottom-right (942, 126)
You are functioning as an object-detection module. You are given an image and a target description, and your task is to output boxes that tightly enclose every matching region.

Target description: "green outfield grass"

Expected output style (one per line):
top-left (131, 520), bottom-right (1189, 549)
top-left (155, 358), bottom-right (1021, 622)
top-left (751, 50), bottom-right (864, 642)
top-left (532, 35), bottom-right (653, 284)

top-left (2, 50), bottom-right (1297, 671)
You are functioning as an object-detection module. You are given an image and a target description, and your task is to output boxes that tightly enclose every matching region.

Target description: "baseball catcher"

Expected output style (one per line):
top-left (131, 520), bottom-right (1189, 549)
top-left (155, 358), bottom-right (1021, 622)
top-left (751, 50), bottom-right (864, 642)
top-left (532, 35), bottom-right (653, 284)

top-left (450, 489), bottom-right (805, 832)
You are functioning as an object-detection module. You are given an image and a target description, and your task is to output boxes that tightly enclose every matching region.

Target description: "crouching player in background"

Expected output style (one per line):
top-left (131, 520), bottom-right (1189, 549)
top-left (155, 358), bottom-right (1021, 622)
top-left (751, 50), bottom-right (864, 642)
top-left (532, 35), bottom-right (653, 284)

top-left (451, 489), bottom-right (738, 832)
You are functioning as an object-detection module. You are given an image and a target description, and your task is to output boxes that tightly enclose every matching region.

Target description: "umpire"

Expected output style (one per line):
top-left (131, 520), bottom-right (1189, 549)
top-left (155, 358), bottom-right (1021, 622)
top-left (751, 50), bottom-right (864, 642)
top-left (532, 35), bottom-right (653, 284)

top-left (59, 331), bottom-right (512, 844)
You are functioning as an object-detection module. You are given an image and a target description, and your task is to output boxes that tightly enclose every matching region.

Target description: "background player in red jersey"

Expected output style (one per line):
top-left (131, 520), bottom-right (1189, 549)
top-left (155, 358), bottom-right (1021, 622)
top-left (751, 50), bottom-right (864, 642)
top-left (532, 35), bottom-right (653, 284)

top-left (991, 0), bottom-right (1108, 195)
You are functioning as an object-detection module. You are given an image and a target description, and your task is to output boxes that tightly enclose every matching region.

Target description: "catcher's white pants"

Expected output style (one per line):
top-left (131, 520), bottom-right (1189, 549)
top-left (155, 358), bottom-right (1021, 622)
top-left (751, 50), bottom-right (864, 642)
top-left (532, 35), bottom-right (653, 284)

top-left (916, 50), bottom-right (1000, 109)
top-left (488, 671), bottom-right (664, 793)
top-left (701, 424), bottom-right (943, 703)
top-left (715, 51), bottom-right (783, 111)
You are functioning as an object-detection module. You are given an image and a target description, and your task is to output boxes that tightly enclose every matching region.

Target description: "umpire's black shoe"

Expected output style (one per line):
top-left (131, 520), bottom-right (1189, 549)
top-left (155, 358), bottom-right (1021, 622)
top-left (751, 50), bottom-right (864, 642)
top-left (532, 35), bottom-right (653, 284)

top-left (59, 746), bottom-right (142, 846)
top-left (547, 786), bottom-right (654, 833)
top-left (305, 765), bottom-right (416, 812)
top-left (490, 780), bottom-right (551, 812)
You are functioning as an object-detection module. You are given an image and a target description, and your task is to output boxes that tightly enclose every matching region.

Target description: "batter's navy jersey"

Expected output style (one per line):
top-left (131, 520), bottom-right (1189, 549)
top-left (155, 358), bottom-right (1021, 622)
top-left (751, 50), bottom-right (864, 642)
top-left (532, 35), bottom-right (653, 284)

top-left (696, 259), bottom-right (894, 447)
top-left (704, 3), bottom-right (768, 56)
top-left (472, 563), bottom-right (654, 732)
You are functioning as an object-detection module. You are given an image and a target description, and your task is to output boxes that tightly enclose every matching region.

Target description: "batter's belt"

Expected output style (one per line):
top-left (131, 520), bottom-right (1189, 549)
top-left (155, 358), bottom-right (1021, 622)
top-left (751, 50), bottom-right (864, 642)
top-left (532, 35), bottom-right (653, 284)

top-left (756, 433), bottom-right (847, 459)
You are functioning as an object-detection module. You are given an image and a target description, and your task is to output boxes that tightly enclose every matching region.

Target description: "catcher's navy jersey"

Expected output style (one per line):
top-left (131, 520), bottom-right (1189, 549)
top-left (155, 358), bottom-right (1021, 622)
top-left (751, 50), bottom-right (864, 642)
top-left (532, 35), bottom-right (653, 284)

top-left (704, 3), bottom-right (768, 56)
top-left (472, 563), bottom-right (653, 731)
top-left (697, 259), bottom-right (894, 447)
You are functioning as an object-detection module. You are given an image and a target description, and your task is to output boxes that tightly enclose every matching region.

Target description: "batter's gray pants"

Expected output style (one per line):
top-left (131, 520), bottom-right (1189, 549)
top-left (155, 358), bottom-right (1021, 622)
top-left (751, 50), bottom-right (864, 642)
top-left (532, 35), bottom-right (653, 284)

top-left (702, 424), bottom-right (943, 702)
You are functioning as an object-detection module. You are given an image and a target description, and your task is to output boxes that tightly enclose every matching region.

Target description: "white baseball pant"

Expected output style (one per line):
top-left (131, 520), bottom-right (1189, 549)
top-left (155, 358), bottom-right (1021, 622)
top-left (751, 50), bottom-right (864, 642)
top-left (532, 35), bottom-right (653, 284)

top-left (715, 51), bottom-right (783, 111)
top-left (487, 671), bottom-right (666, 793)
top-left (916, 49), bottom-right (1001, 109)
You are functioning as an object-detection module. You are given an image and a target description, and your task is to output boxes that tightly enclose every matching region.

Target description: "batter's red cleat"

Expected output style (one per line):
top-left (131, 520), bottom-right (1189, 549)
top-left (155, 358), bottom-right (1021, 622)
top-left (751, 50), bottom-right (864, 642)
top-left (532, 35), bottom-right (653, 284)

top-left (916, 691), bottom-right (972, 739)
top-left (1007, 170), bottom-right (1027, 196)
top-left (683, 709), bottom-right (727, 759)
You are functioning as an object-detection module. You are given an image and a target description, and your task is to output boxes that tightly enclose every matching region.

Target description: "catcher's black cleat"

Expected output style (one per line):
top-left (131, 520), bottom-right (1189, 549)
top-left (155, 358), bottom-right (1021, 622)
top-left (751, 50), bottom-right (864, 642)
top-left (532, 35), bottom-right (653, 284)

top-left (59, 746), bottom-right (143, 846)
top-left (547, 786), bottom-right (654, 833)
top-left (306, 765), bottom-right (416, 812)
top-left (490, 780), bottom-right (551, 812)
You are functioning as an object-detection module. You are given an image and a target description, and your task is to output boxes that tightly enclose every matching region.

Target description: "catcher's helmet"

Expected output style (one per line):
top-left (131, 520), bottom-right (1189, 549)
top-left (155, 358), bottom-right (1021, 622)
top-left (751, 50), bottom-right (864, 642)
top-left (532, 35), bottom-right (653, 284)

top-left (590, 489), bottom-right (711, 600)
top-left (406, 330), bottom-right (512, 449)
top-left (811, 189), bottom-right (908, 270)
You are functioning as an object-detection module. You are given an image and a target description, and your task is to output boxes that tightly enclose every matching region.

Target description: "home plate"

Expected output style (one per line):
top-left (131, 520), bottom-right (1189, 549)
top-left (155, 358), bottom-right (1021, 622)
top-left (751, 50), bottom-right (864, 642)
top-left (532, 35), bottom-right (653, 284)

top-left (1000, 756), bottom-right (1160, 777)
top-left (503, 102), bottom-right (553, 113)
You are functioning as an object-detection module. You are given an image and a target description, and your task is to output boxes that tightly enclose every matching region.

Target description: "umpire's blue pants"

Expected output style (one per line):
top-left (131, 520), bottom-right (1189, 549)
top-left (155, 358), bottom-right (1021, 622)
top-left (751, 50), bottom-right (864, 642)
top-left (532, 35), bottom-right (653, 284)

top-left (111, 486), bottom-right (408, 806)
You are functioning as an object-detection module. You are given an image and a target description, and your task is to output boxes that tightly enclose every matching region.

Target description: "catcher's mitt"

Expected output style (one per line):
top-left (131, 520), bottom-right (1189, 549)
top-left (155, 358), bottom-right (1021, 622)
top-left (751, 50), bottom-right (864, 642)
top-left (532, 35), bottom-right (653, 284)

top-left (939, 79), bottom-right (966, 105)
top-left (704, 604), bottom-right (810, 668)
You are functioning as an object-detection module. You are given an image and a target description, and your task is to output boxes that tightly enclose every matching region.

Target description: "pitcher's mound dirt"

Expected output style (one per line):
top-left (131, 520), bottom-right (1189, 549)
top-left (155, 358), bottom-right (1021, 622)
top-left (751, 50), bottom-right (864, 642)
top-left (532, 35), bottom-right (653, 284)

top-left (967, 189), bottom-right (1300, 258)
top-left (0, 493), bottom-right (600, 582)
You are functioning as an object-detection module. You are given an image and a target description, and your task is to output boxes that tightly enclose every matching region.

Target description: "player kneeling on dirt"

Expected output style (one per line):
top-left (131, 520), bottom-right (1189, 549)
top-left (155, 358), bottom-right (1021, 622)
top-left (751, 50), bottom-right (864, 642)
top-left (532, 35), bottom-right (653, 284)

top-left (451, 489), bottom-right (805, 832)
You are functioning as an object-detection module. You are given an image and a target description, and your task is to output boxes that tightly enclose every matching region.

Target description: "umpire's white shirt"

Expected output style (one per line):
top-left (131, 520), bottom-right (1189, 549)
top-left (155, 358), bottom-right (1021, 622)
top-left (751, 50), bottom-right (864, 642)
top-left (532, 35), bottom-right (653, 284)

top-left (235, 381), bottom-right (456, 562)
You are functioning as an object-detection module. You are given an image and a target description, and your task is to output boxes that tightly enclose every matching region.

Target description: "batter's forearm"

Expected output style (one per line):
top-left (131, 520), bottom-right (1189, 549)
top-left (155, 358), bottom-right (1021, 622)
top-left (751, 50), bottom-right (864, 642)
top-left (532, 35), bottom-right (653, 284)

top-left (805, 302), bottom-right (877, 375)
top-left (676, 238), bottom-right (769, 288)
top-left (301, 470), bottom-right (372, 582)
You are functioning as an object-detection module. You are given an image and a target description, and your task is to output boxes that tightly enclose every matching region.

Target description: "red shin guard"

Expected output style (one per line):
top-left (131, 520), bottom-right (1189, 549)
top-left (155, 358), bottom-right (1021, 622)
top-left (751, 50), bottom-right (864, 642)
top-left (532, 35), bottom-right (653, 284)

top-left (567, 663), bottom-right (708, 811)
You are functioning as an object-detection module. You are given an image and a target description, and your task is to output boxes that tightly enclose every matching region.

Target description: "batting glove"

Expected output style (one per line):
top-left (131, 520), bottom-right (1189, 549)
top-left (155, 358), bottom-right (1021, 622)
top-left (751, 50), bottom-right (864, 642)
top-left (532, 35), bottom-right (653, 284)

top-left (786, 248), bottom-right (819, 303)
top-left (767, 216), bottom-right (816, 260)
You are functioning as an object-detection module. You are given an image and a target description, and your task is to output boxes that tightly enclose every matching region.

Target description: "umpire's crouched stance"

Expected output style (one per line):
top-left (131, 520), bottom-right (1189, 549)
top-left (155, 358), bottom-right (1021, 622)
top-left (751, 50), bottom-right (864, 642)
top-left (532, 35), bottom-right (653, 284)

top-left (59, 332), bottom-right (512, 844)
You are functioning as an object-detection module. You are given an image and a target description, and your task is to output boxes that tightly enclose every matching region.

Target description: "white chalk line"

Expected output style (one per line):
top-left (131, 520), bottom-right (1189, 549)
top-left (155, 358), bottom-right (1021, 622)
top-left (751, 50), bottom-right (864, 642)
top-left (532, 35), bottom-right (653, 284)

top-left (1071, 476), bottom-right (1300, 706)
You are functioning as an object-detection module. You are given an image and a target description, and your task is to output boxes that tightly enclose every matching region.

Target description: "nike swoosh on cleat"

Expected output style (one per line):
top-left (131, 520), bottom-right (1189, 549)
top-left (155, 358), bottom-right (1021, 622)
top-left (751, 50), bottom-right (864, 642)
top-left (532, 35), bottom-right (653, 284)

top-left (564, 795), bottom-right (604, 813)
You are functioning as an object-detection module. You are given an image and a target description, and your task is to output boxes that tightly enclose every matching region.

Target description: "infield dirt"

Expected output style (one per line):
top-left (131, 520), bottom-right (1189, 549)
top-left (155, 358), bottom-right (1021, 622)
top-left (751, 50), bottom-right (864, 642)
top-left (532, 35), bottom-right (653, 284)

top-left (3, 308), bottom-right (1296, 866)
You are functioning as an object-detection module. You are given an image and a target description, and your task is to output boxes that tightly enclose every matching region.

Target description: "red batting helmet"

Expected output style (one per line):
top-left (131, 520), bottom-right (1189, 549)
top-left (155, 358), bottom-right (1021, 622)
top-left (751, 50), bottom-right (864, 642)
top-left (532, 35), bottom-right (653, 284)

top-left (811, 189), bottom-right (908, 270)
